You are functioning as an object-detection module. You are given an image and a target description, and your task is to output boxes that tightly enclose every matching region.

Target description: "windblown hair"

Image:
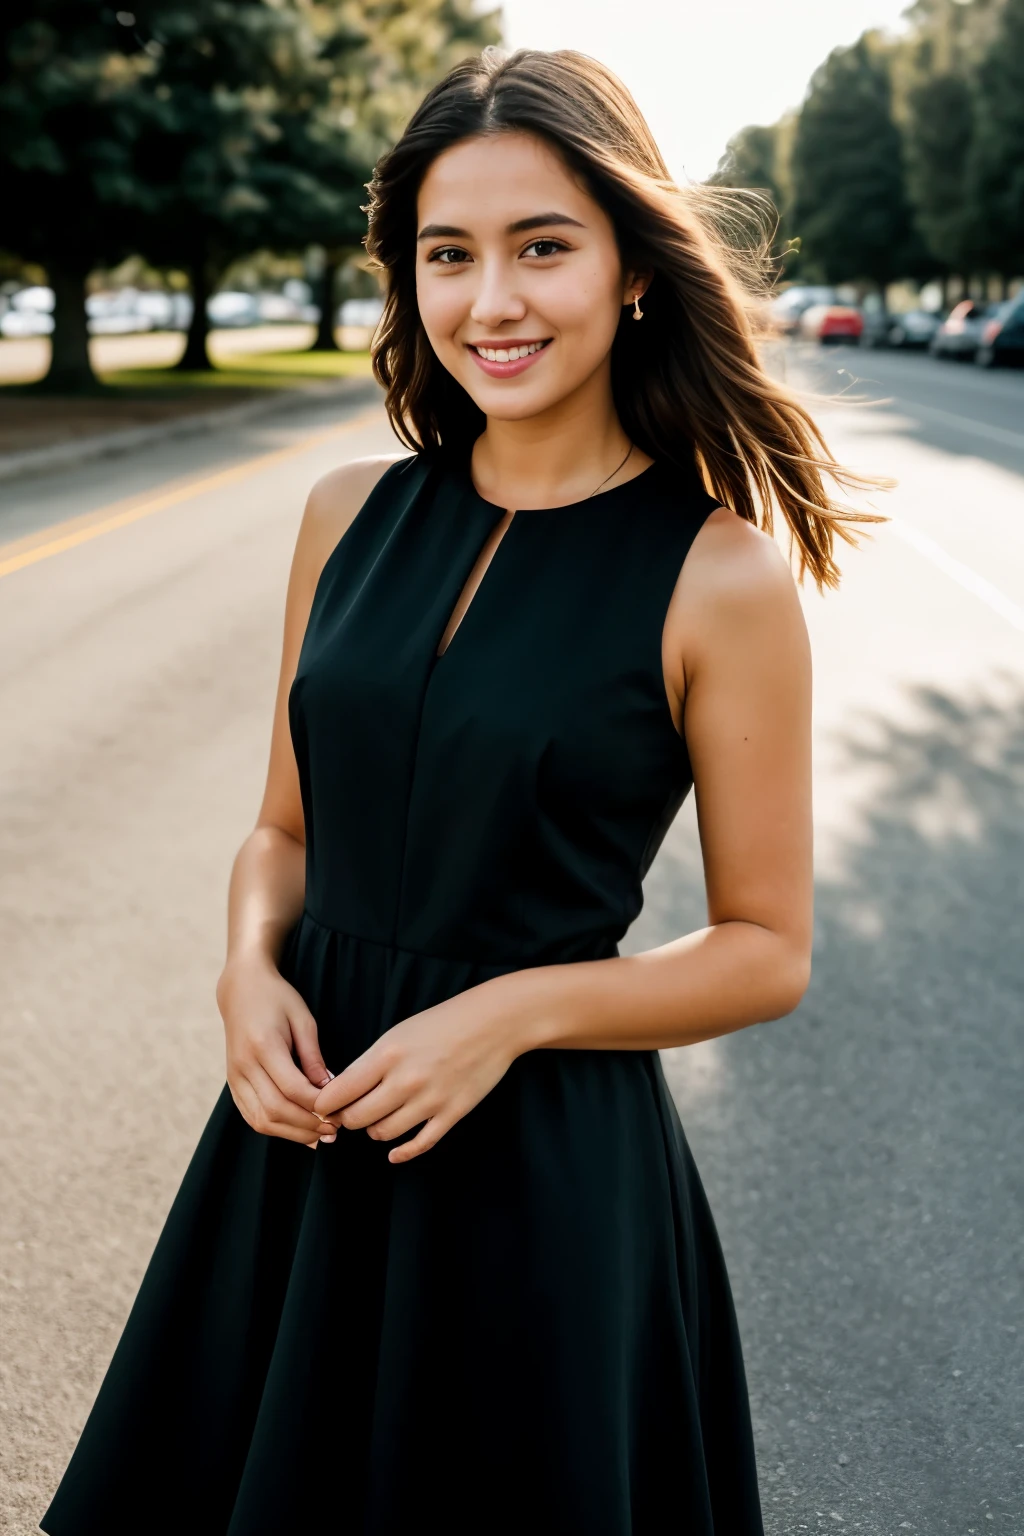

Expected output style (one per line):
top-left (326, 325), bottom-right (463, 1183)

top-left (365, 46), bottom-right (883, 589)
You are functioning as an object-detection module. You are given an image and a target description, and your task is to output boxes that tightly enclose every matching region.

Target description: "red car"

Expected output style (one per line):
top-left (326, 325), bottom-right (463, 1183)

top-left (799, 303), bottom-right (864, 344)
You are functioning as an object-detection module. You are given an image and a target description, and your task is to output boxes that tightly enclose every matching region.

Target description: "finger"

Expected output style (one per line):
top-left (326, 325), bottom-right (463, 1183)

top-left (289, 1001), bottom-right (333, 1090)
top-left (330, 1080), bottom-right (409, 1132)
top-left (231, 1071), bottom-right (324, 1149)
top-left (313, 1049), bottom-right (387, 1117)
top-left (363, 1100), bottom-right (432, 1142)
top-left (387, 1116), bottom-right (449, 1164)
top-left (258, 1031), bottom-right (322, 1112)
top-left (245, 1060), bottom-right (326, 1142)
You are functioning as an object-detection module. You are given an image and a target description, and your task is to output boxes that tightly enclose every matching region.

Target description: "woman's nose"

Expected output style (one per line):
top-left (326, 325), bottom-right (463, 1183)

top-left (469, 261), bottom-right (528, 329)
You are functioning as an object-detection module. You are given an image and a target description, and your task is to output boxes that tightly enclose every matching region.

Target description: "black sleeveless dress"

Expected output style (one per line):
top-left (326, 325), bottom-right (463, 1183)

top-left (41, 451), bottom-right (764, 1536)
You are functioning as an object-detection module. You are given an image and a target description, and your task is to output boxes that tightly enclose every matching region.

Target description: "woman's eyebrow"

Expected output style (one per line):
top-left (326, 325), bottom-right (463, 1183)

top-left (416, 212), bottom-right (585, 241)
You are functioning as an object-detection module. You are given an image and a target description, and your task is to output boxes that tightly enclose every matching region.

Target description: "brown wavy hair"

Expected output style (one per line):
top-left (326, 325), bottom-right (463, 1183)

top-left (365, 46), bottom-right (883, 589)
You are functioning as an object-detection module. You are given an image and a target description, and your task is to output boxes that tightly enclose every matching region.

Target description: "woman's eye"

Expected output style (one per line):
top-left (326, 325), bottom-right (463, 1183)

top-left (523, 238), bottom-right (567, 259)
top-left (428, 246), bottom-right (469, 265)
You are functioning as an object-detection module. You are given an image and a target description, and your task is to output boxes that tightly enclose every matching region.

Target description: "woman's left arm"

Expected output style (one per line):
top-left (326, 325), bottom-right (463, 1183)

top-left (522, 506), bottom-right (814, 1050)
top-left (313, 511), bottom-right (813, 1159)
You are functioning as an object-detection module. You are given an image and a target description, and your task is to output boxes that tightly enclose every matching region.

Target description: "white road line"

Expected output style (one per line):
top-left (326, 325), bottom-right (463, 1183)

top-left (889, 518), bottom-right (1024, 633)
top-left (893, 398), bottom-right (1024, 452)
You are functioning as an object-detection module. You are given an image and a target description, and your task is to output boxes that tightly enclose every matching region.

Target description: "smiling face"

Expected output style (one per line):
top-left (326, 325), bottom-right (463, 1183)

top-left (414, 131), bottom-right (643, 423)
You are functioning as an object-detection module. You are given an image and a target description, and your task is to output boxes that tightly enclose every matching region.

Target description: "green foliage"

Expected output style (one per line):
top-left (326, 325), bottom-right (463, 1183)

top-left (715, 0), bottom-right (1023, 292)
top-left (0, 0), bottom-right (501, 388)
top-left (708, 121), bottom-right (798, 274)
top-left (897, 0), bottom-right (998, 278)
top-left (790, 33), bottom-right (925, 288)
top-left (968, 0), bottom-right (1024, 277)
top-left (0, 4), bottom-right (164, 271)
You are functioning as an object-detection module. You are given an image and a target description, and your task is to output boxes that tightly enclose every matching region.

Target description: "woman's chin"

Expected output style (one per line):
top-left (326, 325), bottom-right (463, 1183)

top-left (459, 377), bottom-right (571, 423)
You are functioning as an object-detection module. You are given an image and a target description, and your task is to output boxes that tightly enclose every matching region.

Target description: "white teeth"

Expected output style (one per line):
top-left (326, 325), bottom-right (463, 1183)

top-left (474, 341), bottom-right (546, 361)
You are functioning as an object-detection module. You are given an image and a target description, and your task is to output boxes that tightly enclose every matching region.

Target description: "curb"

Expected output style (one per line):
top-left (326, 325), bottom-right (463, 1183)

top-left (0, 375), bottom-right (381, 486)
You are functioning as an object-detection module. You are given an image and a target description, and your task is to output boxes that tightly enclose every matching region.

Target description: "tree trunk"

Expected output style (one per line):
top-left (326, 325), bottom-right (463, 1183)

top-left (310, 254), bottom-right (340, 351)
top-left (177, 256), bottom-right (215, 371)
top-left (42, 264), bottom-right (98, 393)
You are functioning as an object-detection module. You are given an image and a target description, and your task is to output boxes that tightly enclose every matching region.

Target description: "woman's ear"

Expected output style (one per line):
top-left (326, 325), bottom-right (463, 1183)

top-left (622, 268), bottom-right (653, 306)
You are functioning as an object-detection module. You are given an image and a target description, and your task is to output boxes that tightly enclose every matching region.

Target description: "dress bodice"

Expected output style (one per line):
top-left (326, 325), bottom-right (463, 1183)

top-left (288, 450), bottom-right (717, 966)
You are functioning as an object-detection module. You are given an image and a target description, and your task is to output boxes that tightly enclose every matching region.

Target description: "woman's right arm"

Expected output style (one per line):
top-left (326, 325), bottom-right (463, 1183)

top-left (215, 454), bottom-right (403, 1148)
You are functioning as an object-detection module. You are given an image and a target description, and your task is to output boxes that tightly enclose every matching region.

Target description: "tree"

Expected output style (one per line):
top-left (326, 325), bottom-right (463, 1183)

top-left (790, 32), bottom-right (925, 289)
top-left (0, 0), bottom-right (503, 385)
top-left (301, 0), bottom-right (501, 351)
top-left (0, 3), bottom-right (164, 390)
top-left (897, 0), bottom-right (1000, 295)
top-left (127, 1), bottom-right (356, 371)
top-left (968, 0), bottom-right (1024, 288)
top-left (708, 120), bottom-right (799, 275)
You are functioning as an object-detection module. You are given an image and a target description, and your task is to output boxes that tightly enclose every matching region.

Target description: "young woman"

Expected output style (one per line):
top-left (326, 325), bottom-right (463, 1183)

top-left (42, 46), bottom-right (877, 1536)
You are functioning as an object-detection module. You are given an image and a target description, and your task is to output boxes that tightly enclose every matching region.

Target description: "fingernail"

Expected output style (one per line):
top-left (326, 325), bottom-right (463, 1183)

top-left (326, 1070), bottom-right (336, 1080)
top-left (320, 1133), bottom-right (337, 1144)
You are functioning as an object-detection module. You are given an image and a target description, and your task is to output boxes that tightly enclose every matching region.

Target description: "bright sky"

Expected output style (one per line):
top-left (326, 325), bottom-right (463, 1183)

top-left (500, 0), bottom-right (914, 181)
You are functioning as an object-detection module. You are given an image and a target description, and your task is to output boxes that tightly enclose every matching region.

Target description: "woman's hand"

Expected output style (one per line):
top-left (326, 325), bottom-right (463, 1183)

top-left (217, 954), bottom-right (338, 1150)
top-left (312, 974), bottom-right (534, 1163)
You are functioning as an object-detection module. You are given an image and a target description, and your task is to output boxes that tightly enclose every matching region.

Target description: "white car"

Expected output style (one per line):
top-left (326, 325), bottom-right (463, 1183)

top-left (207, 291), bottom-right (260, 328)
top-left (0, 308), bottom-right (55, 336)
top-left (0, 285), bottom-right (56, 335)
top-left (86, 289), bottom-right (155, 334)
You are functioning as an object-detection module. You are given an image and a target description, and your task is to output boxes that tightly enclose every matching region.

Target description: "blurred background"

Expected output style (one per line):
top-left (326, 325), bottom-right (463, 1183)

top-left (1, 4), bottom-right (1022, 1536)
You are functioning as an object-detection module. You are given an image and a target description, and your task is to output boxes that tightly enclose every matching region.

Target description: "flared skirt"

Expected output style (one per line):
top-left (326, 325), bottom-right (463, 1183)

top-left (41, 913), bottom-right (763, 1535)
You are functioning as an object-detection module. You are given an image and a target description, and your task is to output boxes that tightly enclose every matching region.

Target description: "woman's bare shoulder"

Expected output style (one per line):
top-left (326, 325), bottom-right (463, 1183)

top-left (664, 505), bottom-right (808, 697)
top-left (676, 507), bottom-right (802, 628)
top-left (299, 452), bottom-right (412, 572)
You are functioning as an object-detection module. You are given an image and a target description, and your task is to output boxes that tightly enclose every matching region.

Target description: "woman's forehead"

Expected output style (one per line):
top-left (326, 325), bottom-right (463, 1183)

top-left (417, 132), bottom-right (593, 224)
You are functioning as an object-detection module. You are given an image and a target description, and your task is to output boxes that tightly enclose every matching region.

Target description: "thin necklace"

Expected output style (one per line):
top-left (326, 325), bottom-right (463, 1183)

top-left (588, 441), bottom-right (634, 499)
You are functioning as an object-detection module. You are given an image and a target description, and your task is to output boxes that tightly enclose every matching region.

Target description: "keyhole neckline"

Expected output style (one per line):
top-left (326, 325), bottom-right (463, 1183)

top-left (457, 454), bottom-right (660, 516)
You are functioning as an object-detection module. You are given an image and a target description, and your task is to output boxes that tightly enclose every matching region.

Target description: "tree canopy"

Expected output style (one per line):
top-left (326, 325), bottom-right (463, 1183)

top-left (0, 0), bottom-right (499, 389)
top-left (790, 33), bottom-right (924, 290)
top-left (712, 0), bottom-right (1023, 295)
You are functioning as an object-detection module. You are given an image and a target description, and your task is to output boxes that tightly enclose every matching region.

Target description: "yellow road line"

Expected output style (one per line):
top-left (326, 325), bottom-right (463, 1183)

top-left (0, 405), bottom-right (382, 580)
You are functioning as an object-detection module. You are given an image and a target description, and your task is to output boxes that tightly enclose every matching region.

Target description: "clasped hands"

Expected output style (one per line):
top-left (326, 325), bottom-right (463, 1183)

top-left (221, 956), bottom-right (545, 1163)
top-left (311, 979), bottom-right (521, 1161)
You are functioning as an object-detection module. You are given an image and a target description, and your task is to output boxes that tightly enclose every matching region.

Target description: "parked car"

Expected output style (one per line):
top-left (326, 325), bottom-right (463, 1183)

top-left (930, 299), bottom-right (1000, 359)
top-left (86, 288), bottom-right (154, 334)
top-left (800, 302), bottom-right (864, 344)
top-left (768, 285), bottom-right (838, 336)
top-left (975, 293), bottom-right (1024, 368)
top-left (207, 291), bottom-right (261, 328)
top-left (0, 307), bottom-right (54, 337)
top-left (135, 290), bottom-right (192, 331)
top-left (0, 285), bottom-right (55, 336)
top-left (888, 310), bottom-right (942, 349)
top-left (338, 297), bottom-right (384, 329)
top-left (861, 308), bottom-right (941, 350)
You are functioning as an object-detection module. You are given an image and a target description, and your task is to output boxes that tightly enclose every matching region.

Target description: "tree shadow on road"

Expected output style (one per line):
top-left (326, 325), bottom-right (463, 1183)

top-left (634, 681), bottom-right (1024, 1536)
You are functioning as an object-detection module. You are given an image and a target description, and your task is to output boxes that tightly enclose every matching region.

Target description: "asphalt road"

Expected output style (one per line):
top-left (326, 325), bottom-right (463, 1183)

top-left (1, 348), bottom-right (1022, 1535)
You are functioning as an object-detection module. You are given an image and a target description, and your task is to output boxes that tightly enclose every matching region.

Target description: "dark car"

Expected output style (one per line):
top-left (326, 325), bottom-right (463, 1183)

top-left (861, 308), bottom-right (941, 350)
top-left (930, 298), bottom-right (1001, 359)
top-left (976, 293), bottom-right (1024, 367)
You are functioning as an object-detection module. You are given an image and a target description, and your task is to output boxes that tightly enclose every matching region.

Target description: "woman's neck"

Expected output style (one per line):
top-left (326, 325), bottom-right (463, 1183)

top-left (469, 369), bottom-right (652, 510)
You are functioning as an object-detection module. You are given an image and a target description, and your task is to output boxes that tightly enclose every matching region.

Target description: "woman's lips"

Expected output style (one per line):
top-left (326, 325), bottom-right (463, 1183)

top-left (466, 340), bottom-right (551, 379)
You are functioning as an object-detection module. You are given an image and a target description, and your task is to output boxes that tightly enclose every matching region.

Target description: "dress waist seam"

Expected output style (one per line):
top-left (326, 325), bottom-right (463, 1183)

top-left (297, 910), bottom-right (528, 969)
top-left (296, 909), bottom-right (618, 969)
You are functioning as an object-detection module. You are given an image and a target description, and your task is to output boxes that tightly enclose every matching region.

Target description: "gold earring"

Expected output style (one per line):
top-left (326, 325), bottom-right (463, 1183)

top-left (633, 293), bottom-right (644, 321)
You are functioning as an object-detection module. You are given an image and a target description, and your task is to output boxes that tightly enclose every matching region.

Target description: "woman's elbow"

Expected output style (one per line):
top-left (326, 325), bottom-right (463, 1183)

top-left (762, 942), bottom-right (812, 1021)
